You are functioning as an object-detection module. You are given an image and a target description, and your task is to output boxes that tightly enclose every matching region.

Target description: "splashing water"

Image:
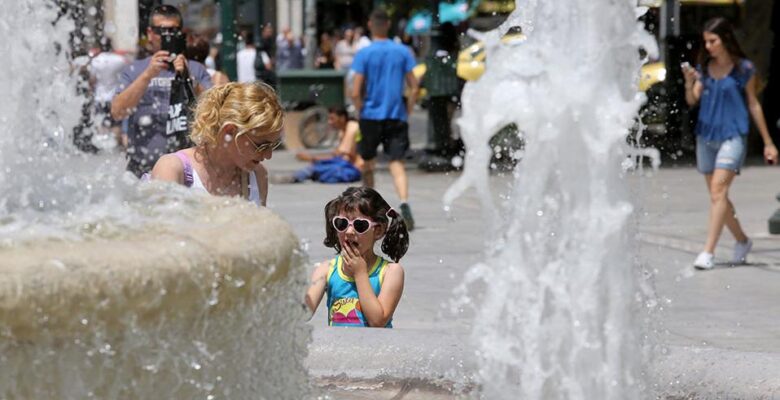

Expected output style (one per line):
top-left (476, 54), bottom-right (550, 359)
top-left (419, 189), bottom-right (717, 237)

top-left (446, 0), bottom-right (654, 398)
top-left (0, 2), bottom-right (85, 213)
top-left (0, 2), bottom-right (311, 398)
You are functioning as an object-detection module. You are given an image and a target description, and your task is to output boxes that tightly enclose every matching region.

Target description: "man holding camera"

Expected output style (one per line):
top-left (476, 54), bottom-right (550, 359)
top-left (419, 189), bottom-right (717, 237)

top-left (111, 5), bottom-right (212, 177)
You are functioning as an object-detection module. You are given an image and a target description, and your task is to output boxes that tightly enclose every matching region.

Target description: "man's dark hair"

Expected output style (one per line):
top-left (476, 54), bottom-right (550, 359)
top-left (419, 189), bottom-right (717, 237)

top-left (149, 5), bottom-right (182, 26)
top-left (186, 34), bottom-right (210, 63)
top-left (369, 9), bottom-right (390, 24)
top-left (99, 37), bottom-right (113, 53)
top-left (328, 106), bottom-right (349, 119)
top-left (242, 30), bottom-right (255, 46)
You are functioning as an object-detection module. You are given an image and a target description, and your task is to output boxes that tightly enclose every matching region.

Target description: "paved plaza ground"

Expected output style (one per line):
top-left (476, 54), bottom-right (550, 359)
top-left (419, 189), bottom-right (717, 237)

top-left (265, 119), bottom-right (780, 398)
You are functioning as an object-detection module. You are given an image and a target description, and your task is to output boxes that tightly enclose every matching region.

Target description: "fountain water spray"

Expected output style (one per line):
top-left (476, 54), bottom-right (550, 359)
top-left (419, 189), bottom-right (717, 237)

top-left (0, 2), bottom-right (310, 398)
top-left (446, 0), bottom-right (655, 398)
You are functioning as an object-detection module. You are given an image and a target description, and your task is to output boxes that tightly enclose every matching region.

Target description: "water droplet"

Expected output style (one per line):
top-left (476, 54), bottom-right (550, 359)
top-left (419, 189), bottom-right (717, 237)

top-left (451, 155), bottom-right (464, 167)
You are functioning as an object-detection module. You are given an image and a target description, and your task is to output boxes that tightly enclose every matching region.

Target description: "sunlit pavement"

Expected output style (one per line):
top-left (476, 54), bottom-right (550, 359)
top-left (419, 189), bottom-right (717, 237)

top-left (266, 140), bottom-right (780, 397)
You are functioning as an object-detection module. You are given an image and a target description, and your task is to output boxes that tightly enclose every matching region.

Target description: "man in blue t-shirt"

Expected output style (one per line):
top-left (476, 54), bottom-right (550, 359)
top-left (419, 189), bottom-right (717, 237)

top-left (351, 9), bottom-right (419, 230)
top-left (111, 5), bottom-right (212, 177)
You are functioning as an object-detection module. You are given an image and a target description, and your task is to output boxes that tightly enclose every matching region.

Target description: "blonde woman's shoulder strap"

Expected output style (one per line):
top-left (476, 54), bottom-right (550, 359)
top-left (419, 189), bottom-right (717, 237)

top-left (241, 171), bottom-right (250, 199)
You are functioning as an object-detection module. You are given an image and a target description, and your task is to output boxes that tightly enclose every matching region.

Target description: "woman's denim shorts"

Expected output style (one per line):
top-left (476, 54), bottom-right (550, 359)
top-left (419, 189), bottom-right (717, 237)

top-left (696, 135), bottom-right (747, 174)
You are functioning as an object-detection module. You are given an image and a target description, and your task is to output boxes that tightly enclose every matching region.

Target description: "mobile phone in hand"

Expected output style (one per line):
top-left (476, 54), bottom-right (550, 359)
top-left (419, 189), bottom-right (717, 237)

top-left (681, 61), bottom-right (691, 70)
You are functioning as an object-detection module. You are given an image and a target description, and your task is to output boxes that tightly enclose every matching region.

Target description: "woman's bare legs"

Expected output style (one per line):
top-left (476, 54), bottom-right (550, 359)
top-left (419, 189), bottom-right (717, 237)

top-left (703, 169), bottom-right (747, 254)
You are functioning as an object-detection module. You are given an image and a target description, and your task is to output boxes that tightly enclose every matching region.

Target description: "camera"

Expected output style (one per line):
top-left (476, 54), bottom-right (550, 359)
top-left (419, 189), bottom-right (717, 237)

top-left (160, 30), bottom-right (186, 60)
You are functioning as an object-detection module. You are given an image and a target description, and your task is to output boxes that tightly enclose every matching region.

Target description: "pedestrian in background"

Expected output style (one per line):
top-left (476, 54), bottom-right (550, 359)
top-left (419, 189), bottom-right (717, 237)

top-left (353, 26), bottom-right (372, 51)
top-left (334, 28), bottom-right (356, 71)
top-left (111, 5), bottom-right (213, 177)
top-left (351, 9), bottom-right (419, 230)
top-left (315, 32), bottom-right (335, 69)
top-left (275, 28), bottom-right (304, 71)
top-left (260, 24), bottom-right (277, 61)
top-left (236, 30), bottom-right (258, 83)
top-left (186, 34), bottom-right (229, 86)
top-left (683, 17), bottom-right (778, 269)
top-left (88, 39), bottom-right (129, 150)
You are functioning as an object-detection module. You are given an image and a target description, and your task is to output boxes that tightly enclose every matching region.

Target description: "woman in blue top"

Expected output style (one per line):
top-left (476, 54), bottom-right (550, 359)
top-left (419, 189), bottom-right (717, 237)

top-left (305, 187), bottom-right (409, 327)
top-left (683, 17), bottom-right (778, 270)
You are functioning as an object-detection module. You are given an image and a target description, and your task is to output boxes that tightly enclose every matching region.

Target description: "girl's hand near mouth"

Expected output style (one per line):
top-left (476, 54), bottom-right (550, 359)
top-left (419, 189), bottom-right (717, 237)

top-left (342, 241), bottom-right (368, 277)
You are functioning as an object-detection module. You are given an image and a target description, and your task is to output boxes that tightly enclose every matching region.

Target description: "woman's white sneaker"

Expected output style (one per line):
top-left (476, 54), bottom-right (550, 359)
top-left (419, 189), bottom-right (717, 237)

top-left (732, 239), bottom-right (753, 264)
top-left (693, 252), bottom-right (715, 270)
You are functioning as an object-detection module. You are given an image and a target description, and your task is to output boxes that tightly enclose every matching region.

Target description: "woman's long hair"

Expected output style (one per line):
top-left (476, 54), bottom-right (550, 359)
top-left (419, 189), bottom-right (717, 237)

top-left (698, 17), bottom-right (746, 76)
top-left (190, 82), bottom-right (283, 146)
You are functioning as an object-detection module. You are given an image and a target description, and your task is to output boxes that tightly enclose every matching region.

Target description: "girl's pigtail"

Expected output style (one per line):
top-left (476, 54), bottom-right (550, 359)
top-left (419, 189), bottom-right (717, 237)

top-left (323, 198), bottom-right (342, 254)
top-left (381, 208), bottom-right (409, 262)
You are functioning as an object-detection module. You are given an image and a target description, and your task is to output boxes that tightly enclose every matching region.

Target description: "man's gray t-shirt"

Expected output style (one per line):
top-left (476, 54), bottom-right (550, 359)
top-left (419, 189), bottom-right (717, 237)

top-left (116, 58), bottom-right (212, 175)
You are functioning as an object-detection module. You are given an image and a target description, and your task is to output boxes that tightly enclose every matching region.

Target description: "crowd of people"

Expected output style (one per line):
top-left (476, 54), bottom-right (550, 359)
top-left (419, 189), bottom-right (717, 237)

top-left (68, 6), bottom-right (418, 328)
top-left (67, 3), bottom-right (779, 327)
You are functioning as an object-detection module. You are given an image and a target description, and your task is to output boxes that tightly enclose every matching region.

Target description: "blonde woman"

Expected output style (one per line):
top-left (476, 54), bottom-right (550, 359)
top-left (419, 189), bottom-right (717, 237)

top-left (151, 82), bottom-right (284, 206)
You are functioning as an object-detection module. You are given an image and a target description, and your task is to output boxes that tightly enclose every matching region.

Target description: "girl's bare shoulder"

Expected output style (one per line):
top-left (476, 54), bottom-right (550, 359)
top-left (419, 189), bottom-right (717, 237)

top-left (384, 262), bottom-right (404, 274)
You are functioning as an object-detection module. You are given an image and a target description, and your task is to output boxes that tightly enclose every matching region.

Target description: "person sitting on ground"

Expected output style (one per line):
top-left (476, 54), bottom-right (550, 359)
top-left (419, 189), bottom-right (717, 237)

top-left (286, 107), bottom-right (363, 183)
top-left (150, 82), bottom-right (284, 206)
top-left (305, 186), bottom-right (408, 327)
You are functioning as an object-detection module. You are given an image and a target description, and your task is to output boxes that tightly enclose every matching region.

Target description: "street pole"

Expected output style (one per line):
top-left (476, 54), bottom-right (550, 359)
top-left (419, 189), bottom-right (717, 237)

top-left (429, 0), bottom-right (441, 53)
top-left (304, 0), bottom-right (317, 69)
top-left (419, 0), bottom-right (460, 171)
top-left (254, 0), bottom-right (264, 53)
top-left (220, 0), bottom-right (238, 81)
top-left (660, 0), bottom-right (690, 152)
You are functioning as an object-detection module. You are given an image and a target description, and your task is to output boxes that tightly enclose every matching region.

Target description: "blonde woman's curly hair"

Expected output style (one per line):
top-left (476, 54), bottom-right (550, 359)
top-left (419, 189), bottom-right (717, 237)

top-left (190, 82), bottom-right (284, 146)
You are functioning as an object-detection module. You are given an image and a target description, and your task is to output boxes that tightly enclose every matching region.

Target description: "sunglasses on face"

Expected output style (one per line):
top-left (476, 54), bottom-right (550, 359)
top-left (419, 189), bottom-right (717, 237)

top-left (150, 26), bottom-right (182, 36)
top-left (249, 138), bottom-right (283, 153)
top-left (332, 216), bottom-right (378, 234)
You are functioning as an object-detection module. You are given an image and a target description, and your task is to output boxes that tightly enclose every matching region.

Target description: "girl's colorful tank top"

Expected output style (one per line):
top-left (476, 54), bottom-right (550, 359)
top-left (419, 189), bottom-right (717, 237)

top-left (326, 255), bottom-right (392, 328)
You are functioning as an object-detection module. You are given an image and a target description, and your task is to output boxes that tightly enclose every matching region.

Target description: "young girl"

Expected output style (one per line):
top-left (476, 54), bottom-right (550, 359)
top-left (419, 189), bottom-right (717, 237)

top-left (305, 187), bottom-right (408, 327)
top-left (151, 82), bottom-right (284, 206)
top-left (682, 18), bottom-right (777, 269)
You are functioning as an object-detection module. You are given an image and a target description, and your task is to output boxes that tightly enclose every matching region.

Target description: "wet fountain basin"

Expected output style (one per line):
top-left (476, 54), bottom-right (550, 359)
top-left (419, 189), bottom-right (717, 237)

top-left (0, 198), bottom-right (309, 398)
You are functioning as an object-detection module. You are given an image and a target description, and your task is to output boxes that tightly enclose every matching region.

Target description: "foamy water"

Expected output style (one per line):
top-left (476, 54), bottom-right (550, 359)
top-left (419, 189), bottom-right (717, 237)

top-left (446, 0), bottom-right (655, 398)
top-left (0, 2), bottom-right (311, 398)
